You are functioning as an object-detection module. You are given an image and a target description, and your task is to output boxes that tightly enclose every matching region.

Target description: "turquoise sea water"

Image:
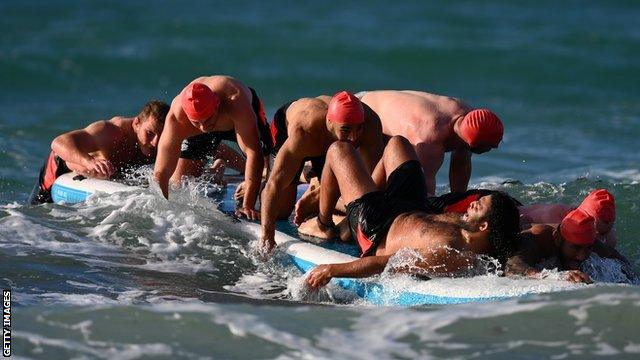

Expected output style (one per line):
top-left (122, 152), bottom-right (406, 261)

top-left (1, 1), bottom-right (640, 358)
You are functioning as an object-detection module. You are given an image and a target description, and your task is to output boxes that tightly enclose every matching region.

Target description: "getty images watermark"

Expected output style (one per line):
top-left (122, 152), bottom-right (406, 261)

top-left (2, 290), bottom-right (10, 357)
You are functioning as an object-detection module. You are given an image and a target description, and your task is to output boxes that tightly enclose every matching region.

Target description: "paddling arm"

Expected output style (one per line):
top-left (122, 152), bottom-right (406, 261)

top-left (154, 114), bottom-right (196, 199)
top-left (306, 255), bottom-right (392, 289)
top-left (260, 131), bottom-right (307, 251)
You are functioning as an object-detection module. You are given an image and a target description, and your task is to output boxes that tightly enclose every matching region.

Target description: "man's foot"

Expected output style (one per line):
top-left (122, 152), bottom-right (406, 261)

top-left (294, 184), bottom-right (319, 225)
top-left (298, 216), bottom-right (337, 240)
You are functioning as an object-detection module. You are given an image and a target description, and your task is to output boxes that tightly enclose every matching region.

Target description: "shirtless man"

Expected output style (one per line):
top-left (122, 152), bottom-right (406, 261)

top-left (30, 100), bottom-right (169, 204)
top-left (519, 189), bottom-right (617, 247)
top-left (359, 90), bottom-right (503, 196)
top-left (260, 91), bottom-right (384, 252)
top-left (300, 136), bottom-right (520, 288)
top-left (153, 76), bottom-right (273, 220)
top-left (505, 203), bottom-right (629, 284)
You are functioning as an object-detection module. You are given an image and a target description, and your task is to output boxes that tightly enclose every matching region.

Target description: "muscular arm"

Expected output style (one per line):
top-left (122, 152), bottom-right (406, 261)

top-left (51, 121), bottom-right (117, 179)
top-left (307, 245), bottom-right (481, 289)
top-left (260, 132), bottom-right (307, 250)
top-left (306, 255), bottom-right (392, 289)
top-left (153, 115), bottom-right (190, 199)
top-left (414, 143), bottom-right (445, 196)
top-left (505, 229), bottom-right (551, 277)
top-left (449, 148), bottom-right (472, 193)
top-left (234, 106), bottom-right (264, 215)
top-left (505, 236), bottom-right (543, 277)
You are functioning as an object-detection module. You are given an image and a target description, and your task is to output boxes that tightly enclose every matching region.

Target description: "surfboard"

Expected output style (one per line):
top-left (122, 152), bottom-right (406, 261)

top-left (51, 173), bottom-right (133, 203)
top-left (50, 173), bottom-right (583, 305)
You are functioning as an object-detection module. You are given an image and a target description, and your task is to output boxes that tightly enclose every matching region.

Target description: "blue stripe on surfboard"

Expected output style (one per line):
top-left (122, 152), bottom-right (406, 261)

top-left (51, 183), bottom-right (92, 203)
top-left (289, 255), bottom-right (511, 305)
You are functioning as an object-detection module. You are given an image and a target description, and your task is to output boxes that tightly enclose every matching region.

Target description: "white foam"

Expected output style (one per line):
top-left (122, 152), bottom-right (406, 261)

top-left (13, 331), bottom-right (173, 360)
top-left (624, 343), bottom-right (640, 353)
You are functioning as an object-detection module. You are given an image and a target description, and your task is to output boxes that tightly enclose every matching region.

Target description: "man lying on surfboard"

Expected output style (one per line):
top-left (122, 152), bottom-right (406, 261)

top-left (506, 190), bottom-right (631, 284)
top-left (260, 91), bottom-right (384, 253)
top-left (30, 100), bottom-right (169, 204)
top-left (298, 136), bottom-right (520, 289)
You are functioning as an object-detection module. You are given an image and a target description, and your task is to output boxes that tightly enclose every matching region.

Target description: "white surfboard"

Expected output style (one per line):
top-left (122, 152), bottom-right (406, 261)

top-left (51, 174), bottom-right (585, 305)
top-left (51, 172), bottom-right (133, 203)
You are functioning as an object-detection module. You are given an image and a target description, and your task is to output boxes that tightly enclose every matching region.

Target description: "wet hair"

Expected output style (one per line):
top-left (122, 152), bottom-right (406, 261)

top-left (138, 100), bottom-right (170, 124)
top-left (484, 192), bottom-right (521, 265)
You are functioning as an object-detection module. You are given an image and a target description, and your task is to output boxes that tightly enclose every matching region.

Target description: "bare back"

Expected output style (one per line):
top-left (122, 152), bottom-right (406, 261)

top-left (360, 90), bottom-right (470, 145)
top-left (361, 91), bottom-right (475, 195)
top-left (283, 96), bottom-right (334, 158)
top-left (167, 75), bottom-right (254, 138)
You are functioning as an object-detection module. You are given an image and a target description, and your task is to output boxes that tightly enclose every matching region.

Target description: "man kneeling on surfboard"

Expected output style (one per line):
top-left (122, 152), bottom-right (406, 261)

top-left (300, 136), bottom-right (520, 289)
top-left (260, 91), bottom-right (384, 253)
top-left (30, 100), bottom-right (169, 204)
top-left (153, 75), bottom-right (273, 220)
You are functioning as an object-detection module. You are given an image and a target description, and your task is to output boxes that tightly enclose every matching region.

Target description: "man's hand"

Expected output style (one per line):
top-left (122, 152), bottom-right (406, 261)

top-left (234, 181), bottom-right (245, 202)
top-left (562, 270), bottom-right (593, 284)
top-left (306, 264), bottom-right (334, 289)
top-left (83, 157), bottom-right (115, 179)
top-left (235, 181), bottom-right (266, 203)
top-left (236, 206), bottom-right (260, 220)
top-left (258, 236), bottom-right (276, 256)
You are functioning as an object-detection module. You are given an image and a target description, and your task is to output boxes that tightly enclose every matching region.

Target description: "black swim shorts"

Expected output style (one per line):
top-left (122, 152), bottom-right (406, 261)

top-left (29, 151), bottom-right (71, 204)
top-left (346, 160), bottom-right (430, 257)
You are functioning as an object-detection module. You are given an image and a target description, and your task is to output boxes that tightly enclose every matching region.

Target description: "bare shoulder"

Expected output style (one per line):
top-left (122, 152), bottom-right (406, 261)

top-left (199, 75), bottom-right (243, 91)
top-left (85, 119), bottom-right (117, 134)
top-left (288, 97), bottom-right (328, 127)
top-left (291, 97), bottom-right (328, 110)
top-left (315, 95), bottom-right (332, 103)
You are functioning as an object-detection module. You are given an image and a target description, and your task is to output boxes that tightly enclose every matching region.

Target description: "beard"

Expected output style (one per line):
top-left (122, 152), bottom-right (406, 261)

top-left (432, 213), bottom-right (482, 232)
top-left (458, 217), bottom-right (483, 232)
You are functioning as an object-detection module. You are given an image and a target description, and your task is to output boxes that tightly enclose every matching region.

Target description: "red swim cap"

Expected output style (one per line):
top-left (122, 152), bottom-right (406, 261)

top-left (327, 91), bottom-right (364, 125)
top-left (579, 189), bottom-right (615, 224)
top-left (181, 82), bottom-right (220, 122)
top-left (560, 208), bottom-right (596, 245)
top-left (459, 109), bottom-right (504, 148)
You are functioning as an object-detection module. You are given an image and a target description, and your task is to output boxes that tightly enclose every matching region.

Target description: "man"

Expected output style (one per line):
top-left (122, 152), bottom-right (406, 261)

top-left (153, 75), bottom-right (272, 220)
top-left (505, 202), bottom-right (629, 284)
top-left (30, 100), bottom-right (169, 204)
top-left (260, 91), bottom-right (384, 253)
top-left (519, 189), bottom-right (617, 247)
top-left (358, 90), bottom-right (504, 196)
top-left (300, 136), bottom-right (520, 289)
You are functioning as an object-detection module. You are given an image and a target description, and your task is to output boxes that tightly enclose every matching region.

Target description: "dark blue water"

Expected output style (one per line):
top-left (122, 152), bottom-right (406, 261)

top-left (1, 1), bottom-right (640, 358)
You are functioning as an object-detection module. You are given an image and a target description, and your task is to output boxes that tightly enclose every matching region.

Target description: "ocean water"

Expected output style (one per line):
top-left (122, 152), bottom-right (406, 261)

top-left (1, 0), bottom-right (640, 358)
